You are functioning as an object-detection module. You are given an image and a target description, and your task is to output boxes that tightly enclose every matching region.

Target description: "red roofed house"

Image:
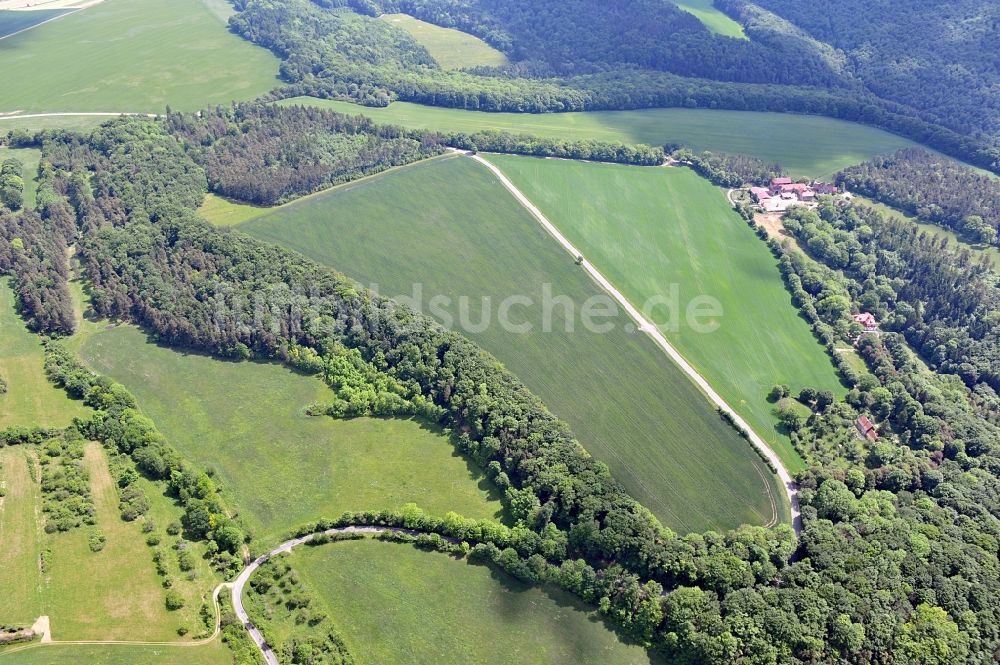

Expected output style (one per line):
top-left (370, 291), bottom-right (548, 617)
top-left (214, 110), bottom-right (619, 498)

top-left (750, 186), bottom-right (771, 202)
top-left (856, 415), bottom-right (879, 442)
top-left (853, 312), bottom-right (877, 332)
top-left (813, 181), bottom-right (839, 195)
top-left (771, 177), bottom-right (792, 187)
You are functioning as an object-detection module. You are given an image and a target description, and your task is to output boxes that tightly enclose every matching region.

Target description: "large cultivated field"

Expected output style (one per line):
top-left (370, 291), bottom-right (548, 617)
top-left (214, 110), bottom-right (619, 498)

top-left (0, 280), bottom-right (91, 429)
top-left (486, 155), bottom-right (847, 470)
top-left (0, 8), bottom-right (68, 38)
top-left (243, 155), bottom-right (785, 532)
top-left (0, 0), bottom-right (279, 114)
top-left (74, 325), bottom-right (503, 541)
top-left (278, 540), bottom-right (657, 665)
top-left (278, 97), bottom-right (923, 178)
top-left (380, 13), bottom-right (508, 69)
top-left (0, 643), bottom-right (232, 664)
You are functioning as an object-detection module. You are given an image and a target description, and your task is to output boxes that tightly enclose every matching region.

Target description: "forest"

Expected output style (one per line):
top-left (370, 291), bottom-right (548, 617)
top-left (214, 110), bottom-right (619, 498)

top-left (227, 0), bottom-right (1000, 174)
top-left (838, 149), bottom-right (1000, 246)
top-left (0, 115), bottom-right (993, 662)
top-left (721, 0), bottom-right (1000, 143)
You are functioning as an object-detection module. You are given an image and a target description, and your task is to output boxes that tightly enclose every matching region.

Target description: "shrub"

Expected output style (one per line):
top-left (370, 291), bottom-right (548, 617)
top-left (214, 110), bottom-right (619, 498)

top-left (165, 590), bottom-right (185, 611)
top-left (88, 530), bottom-right (107, 552)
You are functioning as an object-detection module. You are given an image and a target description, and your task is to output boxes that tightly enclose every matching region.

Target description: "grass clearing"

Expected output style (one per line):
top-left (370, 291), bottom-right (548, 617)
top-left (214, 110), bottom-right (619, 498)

top-left (0, 8), bottom-right (68, 38)
top-left (670, 0), bottom-right (746, 38)
top-left (0, 447), bottom-right (43, 626)
top-left (485, 155), bottom-right (848, 471)
top-left (0, 279), bottom-right (91, 429)
top-left (244, 155), bottom-right (785, 532)
top-left (0, 0), bottom-right (280, 113)
top-left (278, 97), bottom-right (926, 178)
top-left (197, 192), bottom-right (269, 227)
top-left (41, 442), bottom-right (186, 641)
top-left (0, 114), bottom-right (114, 134)
top-left (379, 13), bottom-right (508, 69)
top-left (72, 324), bottom-right (503, 542)
top-left (282, 539), bottom-right (658, 665)
top-left (0, 146), bottom-right (39, 210)
top-left (0, 642), bottom-right (232, 664)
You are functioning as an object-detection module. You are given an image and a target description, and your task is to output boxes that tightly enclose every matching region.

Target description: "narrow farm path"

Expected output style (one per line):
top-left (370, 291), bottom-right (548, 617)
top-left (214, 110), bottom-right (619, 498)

top-left (468, 152), bottom-right (801, 534)
top-left (0, 112), bottom-right (157, 120)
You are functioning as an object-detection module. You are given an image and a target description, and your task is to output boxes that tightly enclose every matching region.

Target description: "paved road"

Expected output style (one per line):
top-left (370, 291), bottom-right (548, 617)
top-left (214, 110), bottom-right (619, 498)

top-left (469, 153), bottom-right (801, 534)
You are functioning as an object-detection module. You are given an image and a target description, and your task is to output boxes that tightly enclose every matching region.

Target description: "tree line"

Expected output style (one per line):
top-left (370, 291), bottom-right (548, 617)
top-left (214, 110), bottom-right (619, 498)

top-left (838, 148), bottom-right (1000, 246)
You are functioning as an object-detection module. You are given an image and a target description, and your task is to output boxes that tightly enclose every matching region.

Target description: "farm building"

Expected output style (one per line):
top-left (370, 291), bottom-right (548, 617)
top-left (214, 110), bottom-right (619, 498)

top-left (856, 415), bottom-right (879, 442)
top-left (853, 312), bottom-right (877, 332)
top-left (751, 178), bottom-right (843, 212)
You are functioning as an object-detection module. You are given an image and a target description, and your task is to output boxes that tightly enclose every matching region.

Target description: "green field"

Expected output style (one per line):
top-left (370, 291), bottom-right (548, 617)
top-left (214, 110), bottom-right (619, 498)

top-left (278, 97), bottom-right (925, 178)
top-left (0, 8), bottom-right (69, 39)
top-left (197, 193), bottom-right (270, 227)
top-left (670, 0), bottom-right (746, 38)
top-left (379, 13), bottom-right (508, 69)
top-left (0, 280), bottom-right (91, 429)
top-left (243, 155), bottom-right (785, 532)
top-left (0, 0), bottom-right (280, 114)
top-left (277, 539), bottom-right (658, 665)
top-left (0, 447), bottom-right (43, 625)
top-left (0, 642), bottom-right (232, 665)
top-left (486, 155), bottom-right (848, 470)
top-left (73, 325), bottom-right (502, 542)
top-left (0, 114), bottom-right (113, 134)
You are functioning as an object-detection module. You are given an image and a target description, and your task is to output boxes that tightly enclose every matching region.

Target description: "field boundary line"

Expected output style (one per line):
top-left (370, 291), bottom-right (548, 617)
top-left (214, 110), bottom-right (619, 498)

top-left (0, 5), bottom-right (85, 42)
top-left (0, 112), bottom-right (157, 121)
top-left (467, 151), bottom-right (800, 534)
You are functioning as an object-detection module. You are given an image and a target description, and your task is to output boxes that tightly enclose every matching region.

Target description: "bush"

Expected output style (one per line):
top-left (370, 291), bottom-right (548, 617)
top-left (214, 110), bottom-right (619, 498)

top-left (165, 589), bottom-right (185, 611)
top-left (88, 530), bottom-right (107, 552)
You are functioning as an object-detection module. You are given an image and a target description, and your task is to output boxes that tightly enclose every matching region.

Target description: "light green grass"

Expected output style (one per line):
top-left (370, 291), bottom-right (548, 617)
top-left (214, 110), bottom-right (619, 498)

top-left (74, 324), bottom-right (502, 542)
top-left (487, 155), bottom-right (849, 471)
top-left (197, 192), bottom-right (270, 227)
top-left (0, 447), bottom-right (43, 626)
top-left (244, 155), bottom-right (786, 532)
top-left (279, 97), bottom-right (926, 178)
top-left (0, 642), bottom-right (232, 664)
top-left (42, 442), bottom-right (196, 641)
top-left (281, 539), bottom-right (658, 665)
top-left (0, 279), bottom-right (91, 429)
top-left (853, 195), bottom-right (1000, 268)
top-left (379, 13), bottom-right (508, 69)
top-left (0, 146), bottom-right (40, 210)
top-left (0, 0), bottom-right (280, 114)
top-left (0, 114), bottom-right (114, 134)
top-left (670, 0), bottom-right (746, 38)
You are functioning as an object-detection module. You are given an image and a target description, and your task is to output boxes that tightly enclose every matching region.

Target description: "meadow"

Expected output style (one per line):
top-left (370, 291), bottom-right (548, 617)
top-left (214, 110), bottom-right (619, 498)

top-left (243, 155), bottom-right (786, 532)
top-left (0, 8), bottom-right (68, 38)
top-left (486, 155), bottom-right (848, 470)
top-left (0, 146), bottom-right (40, 209)
top-left (379, 13), bottom-right (508, 69)
top-left (0, 446), bottom-right (42, 625)
top-left (73, 324), bottom-right (503, 542)
top-left (670, 0), bottom-right (746, 38)
top-left (197, 193), bottom-right (269, 228)
top-left (282, 539), bottom-right (658, 665)
top-left (0, 0), bottom-right (280, 114)
top-left (0, 280), bottom-right (91, 429)
top-left (0, 643), bottom-right (232, 664)
top-left (278, 97), bottom-right (925, 178)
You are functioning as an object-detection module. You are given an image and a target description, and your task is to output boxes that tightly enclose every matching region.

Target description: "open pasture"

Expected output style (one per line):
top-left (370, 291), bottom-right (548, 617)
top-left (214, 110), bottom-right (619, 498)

top-left (670, 0), bottom-right (746, 38)
top-left (0, 642), bottom-right (232, 664)
top-left (75, 325), bottom-right (503, 542)
top-left (486, 155), bottom-right (848, 470)
top-left (278, 97), bottom-right (925, 178)
top-left (283, 539), bottom-right (658, 665)
top-left (0, 0), bottom-right (280, 114)
top-left (0, 280), bottom-right (91, 429)
top-left (243, 154), bottom-right (786, 532)
top-left (380, 13), bottom-right (508, 69)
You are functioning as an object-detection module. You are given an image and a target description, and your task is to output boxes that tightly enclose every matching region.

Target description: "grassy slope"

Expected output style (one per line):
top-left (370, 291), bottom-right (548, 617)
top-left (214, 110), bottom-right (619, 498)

top-left (278, 97), bottom-right (924, 178)
top-left (244, 155), bottom-right (785, 532)
top-left (285, 539), bottom-right (657, 665)
top-left (198, 192), bottom-right (269, 227)
top-left (0, 279), bottom-right (91, 429)
top-left (0, 146), bottom-right (40, 209)
top-left (0, 115), bottom-right (112, 134)
top-left (74, 325), bottom-right (502, 542)
top-left (0, 0), bottom-right (279, 113)
top-left (0, 643), bottom-right (232, 665)
top-left (0, 8), bottom-right (68, 38)
top-left (670, 0), bottom-right (746, 38)
top-left (379, 13), bottom-right (507, 69)
top-left (0, 447), bottom-right (43, 625)
top-left (487, 155), bottom-right (847, 470)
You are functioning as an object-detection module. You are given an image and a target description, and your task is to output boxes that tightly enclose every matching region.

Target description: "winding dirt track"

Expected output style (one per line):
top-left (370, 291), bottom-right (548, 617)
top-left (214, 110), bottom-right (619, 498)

top-left (468, 153), bottom-right (800, 534)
